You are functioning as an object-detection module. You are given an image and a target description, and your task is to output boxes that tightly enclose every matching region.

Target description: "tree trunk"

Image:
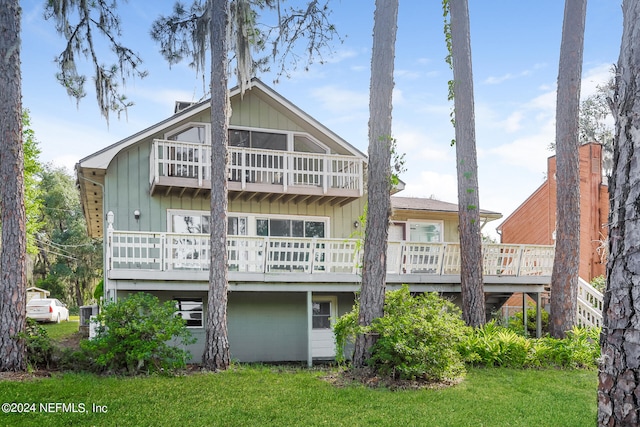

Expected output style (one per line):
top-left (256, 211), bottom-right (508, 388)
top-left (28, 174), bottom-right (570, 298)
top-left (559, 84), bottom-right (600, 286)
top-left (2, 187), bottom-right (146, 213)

top-left (449, 0), bottom-right (484, 327)
top-left (202, 0), bottom-right (230, 371)
top-left (549, 0), bottom-right (586, 339)
top-left (352, 0), bottom-right (398, 368)
top-left (598, 1), bottom-right (640, 424)
top-left (0, 0), bottom-right (27, 372)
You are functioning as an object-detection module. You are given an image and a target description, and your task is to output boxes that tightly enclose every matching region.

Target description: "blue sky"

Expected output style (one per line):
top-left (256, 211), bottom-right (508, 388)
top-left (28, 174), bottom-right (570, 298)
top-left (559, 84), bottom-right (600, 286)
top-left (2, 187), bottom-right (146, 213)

top-left (21, 1), bottom-right (621, 238)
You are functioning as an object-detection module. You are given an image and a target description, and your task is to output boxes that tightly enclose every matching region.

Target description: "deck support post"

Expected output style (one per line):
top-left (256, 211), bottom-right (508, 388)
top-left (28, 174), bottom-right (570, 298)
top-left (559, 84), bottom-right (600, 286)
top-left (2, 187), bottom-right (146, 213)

top-left (535, 292), bottom-right (542, 338)
top-left (307, 291), bottom-right (313, 368)
top-left (522, 292), bottom-right (528, 336)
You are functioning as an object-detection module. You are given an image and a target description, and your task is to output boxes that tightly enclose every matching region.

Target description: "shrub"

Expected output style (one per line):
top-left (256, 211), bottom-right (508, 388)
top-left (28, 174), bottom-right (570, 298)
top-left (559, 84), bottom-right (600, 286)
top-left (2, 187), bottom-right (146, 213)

top-left (82, 293), bottom-right (195, 375)
top-left (507, 307), bottom-right (549, 336)
top-left (17, 318), bottom-right (55, 370)
top-left (460, 322), bottom-right (600, 369)
top-left (459, 321), bottom-right (530, 367)
top-left (336, 285), bottom-right (470, 382)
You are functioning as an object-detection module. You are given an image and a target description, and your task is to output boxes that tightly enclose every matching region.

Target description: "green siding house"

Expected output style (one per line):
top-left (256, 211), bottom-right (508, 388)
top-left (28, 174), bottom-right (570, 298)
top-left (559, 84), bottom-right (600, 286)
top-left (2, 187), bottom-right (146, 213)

top-left (76, 79), bottom-right (553, 365)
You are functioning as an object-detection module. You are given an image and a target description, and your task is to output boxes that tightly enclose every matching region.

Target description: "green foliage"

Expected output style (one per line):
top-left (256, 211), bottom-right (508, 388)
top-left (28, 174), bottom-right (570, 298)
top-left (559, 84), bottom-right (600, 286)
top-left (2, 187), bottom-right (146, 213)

top-left (590, 274), bottom-right (606, 293)
top-left (336, 286), bottom-right (470, 381)
top-left (34, 165), bottom-right (103, 306)
top-left (507, 308), bottom-right (550, 336)
top-left (82, 293), bottom-right (195, 375)
top-left (94, 279), bottom-right (104, 302)
top-left (459, 322), bottom-right (600, 369)
top-left (16, 318), bottom-right (55, 370)
top-left (333, 301), bottom-right (359, 364)
top-left (22, 110), bottom-right (44, 255)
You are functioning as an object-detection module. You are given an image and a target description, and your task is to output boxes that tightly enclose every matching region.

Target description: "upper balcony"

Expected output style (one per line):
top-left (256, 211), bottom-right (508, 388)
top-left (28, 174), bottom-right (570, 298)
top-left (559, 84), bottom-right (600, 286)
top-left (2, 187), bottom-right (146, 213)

top-left (149, 139), bottom-right (364, 205)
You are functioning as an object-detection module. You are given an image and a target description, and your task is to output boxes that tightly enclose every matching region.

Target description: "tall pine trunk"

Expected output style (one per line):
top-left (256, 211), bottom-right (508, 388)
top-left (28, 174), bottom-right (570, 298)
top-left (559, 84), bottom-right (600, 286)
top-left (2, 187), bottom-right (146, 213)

top-left (549, 0), bottom-right (586, 338)
top-left (353, 0), bottom-right (398, 368)
top-left (449, 0), bottom-right (484, 327)
top-left (0, 0), bottom-right (27, 372)
top-left (598, 1), bottom-right (640, 423)
top-left (202, 0), bottom-right (230, 371)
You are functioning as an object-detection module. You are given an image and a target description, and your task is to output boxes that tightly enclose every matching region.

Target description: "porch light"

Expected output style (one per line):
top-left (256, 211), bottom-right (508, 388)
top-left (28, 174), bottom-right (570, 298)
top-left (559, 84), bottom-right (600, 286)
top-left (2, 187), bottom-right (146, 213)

top-left (133, 209), bottom-right (141, 221)
top-left (106, 211), bottom-right (114, 230)
top-left (353, 221), bottom-right (360, 229)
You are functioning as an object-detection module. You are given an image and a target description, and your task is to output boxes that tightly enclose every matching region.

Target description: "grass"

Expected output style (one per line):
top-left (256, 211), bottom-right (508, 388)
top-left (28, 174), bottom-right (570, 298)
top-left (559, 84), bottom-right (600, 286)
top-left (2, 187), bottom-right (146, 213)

top-left (0, 366), bottom-right (596, 426)
top-left (0, 321), bottom-right (597, 426)
top-left (41, 316), bottom-right (79, 341)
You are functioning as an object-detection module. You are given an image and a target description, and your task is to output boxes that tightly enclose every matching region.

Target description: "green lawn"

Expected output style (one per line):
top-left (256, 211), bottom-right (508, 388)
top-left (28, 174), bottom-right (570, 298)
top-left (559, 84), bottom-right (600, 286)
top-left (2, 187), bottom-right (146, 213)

top-left (41, 317), bottom-right (79, 341)
top-left (0, 366), bottom-right (596, 426)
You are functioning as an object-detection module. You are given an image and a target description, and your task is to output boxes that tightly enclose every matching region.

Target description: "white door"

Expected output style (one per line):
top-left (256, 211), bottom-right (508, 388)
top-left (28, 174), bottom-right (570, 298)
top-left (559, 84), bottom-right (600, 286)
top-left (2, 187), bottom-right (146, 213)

top-left (311, 297), bottom-right (337, 358)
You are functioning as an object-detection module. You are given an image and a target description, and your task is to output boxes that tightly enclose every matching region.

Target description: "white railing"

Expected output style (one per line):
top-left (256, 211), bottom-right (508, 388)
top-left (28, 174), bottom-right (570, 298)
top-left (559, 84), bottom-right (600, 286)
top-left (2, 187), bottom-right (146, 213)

top-left (150, 140), bottom-right (364, 195)
top-left (108, 230), bottom-right (554, 277)
top-left (576, 277), bottom-right (603, 328)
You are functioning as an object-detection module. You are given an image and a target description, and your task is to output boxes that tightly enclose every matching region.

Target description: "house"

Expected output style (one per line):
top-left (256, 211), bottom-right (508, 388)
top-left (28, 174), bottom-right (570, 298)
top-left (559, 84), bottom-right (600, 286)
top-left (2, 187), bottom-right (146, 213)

top-left (497, 142), bottom-right (609, 282)
top-left (76, 79), bottom-right (555, 365)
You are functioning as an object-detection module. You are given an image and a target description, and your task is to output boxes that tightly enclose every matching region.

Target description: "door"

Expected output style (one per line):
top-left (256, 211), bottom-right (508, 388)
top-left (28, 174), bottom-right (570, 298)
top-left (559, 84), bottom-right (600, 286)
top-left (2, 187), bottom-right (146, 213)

top-left (311, 296), bottom-right (337, 358)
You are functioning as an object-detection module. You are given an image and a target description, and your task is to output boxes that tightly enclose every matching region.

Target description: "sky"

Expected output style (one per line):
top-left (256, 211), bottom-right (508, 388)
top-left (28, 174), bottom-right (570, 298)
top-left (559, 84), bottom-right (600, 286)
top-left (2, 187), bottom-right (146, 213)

top-left (20, 1), bottom-right (622, 239)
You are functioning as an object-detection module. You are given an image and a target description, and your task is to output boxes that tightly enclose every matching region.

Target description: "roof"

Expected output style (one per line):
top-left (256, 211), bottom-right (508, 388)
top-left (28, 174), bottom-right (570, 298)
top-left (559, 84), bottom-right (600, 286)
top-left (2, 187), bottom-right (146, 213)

top-left (77, 78), bottom-right (366, 170)
top-left (391, 196), bottom-right (502, 221)
top-left (76, 78), bottom-right (369, 238)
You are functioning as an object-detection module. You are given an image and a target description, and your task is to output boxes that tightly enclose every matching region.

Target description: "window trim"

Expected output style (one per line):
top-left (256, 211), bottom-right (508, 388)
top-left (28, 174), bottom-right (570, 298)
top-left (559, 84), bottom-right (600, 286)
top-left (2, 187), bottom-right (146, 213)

top-left (164, 122), bottom-right (211, 144)
top-left (311, 295), bottom-right (337, 330)
top-left (407, 220), bottom-right (444, 243)
top-left (174, 297), bottom-right (204, 329)
top-left (228, 125), bottom-right (330, 154)
top-left (167, 210), bottom-right (330, 238)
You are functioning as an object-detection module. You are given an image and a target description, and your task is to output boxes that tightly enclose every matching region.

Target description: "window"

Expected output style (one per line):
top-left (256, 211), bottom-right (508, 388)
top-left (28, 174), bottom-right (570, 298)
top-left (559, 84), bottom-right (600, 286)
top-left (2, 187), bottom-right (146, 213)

top-left (228, 216), bottom-right (248, 236)
top-left (294, 135), bottom-right (327, 153)
top-left (256, 218), bottom-right (326, 238)
top-left (169, 211), bottom-right (247, 236)
top-left (409, 222), bottom-right (442, 243)
top-left (175, 298), bottom-right (203, 328)
top-left (312, 301), bottom-right (331, 329)
top-left (168, 125), bottom-right (207, 144)
top-left (164, 124), bottom-right (209, 178)
top-left (172, 214), bottom-right (209, 234)
top-left (228, 129), bottom-right (286, 151)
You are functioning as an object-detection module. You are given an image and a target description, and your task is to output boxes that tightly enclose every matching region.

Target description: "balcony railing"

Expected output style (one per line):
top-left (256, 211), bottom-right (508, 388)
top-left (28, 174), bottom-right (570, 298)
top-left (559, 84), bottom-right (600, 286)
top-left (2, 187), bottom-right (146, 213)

top-left (149, 139), bottom-right (364, 195)
top-left (107, 230), bottom-right (555, 277)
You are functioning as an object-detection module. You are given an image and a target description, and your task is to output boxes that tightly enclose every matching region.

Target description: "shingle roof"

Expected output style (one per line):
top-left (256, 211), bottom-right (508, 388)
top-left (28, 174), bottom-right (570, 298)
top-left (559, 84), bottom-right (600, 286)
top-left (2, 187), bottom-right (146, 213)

top-left (391, 196), bottom-right (502, 219)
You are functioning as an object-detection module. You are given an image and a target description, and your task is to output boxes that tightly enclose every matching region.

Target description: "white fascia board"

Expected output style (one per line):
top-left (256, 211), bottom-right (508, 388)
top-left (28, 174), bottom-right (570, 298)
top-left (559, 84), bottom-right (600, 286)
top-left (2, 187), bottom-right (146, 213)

top-left (77, 101), bottom-right (211, 170)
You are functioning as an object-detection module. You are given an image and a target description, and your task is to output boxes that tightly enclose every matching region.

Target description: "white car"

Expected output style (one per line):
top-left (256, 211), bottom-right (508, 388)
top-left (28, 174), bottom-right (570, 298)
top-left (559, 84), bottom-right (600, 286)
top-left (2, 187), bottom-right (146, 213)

top-left (26, 298), bottom-right (70, 323)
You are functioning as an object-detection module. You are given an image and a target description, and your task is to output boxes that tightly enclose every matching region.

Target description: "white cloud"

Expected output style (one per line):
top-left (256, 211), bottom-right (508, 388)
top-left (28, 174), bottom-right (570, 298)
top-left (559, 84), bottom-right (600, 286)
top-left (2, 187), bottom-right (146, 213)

top-left (484, 73), bottom-right (514, 85)
top-left (503, 111), bottom-right (524, 132)
top-left (309, 85), bottom-right (368, 114)
top-left (489, 134), bottom-right (552, 173)
top-left (401, 171), bottom-right (458, 202)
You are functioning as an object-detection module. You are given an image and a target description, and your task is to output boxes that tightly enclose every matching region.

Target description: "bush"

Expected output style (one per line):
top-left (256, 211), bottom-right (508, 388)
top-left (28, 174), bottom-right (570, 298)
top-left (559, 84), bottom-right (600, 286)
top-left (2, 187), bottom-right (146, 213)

top-left (507, 307), bottom-right (549, 336)
top-left (459, 322), bottom-right (600, 369)
top-left (82, 293), bottom-right (195, 375)
top-left (17, 318), bottom-right (55, 370)
top-left (335, 285), bottom-right (470, 382)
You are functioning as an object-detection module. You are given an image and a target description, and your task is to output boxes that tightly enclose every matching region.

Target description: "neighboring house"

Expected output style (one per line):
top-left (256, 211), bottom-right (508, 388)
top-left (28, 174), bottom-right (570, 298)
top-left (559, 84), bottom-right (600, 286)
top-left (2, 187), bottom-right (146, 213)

top-left (76, 79), bottom-right (555, 365)
top-left (497, 142), bottom-right (609, 282)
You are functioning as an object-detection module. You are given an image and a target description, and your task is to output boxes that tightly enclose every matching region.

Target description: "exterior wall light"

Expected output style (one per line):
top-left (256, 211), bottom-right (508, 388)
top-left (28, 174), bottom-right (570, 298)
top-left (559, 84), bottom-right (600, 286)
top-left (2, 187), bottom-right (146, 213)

top-left (106, 211), bottom-right (114, 230)
top-left (134, 209), bottom-right (141, 221)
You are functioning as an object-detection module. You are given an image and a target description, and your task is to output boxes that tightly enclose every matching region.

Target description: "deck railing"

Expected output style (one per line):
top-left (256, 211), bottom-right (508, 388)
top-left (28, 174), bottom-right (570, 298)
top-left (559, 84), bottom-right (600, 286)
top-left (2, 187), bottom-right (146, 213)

top-left (150, 139), bottom-right (364, 195)
top-left (107, 230), bottom-right (555, 277)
